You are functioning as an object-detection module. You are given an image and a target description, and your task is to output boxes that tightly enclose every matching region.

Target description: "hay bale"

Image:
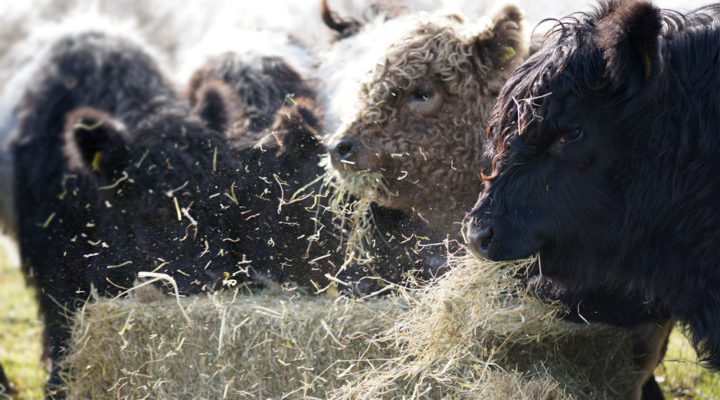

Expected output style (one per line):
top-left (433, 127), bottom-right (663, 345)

top-left (64, 258), bottom-right (637, 399)
top-left (63, 289), bottom-right (403, 399)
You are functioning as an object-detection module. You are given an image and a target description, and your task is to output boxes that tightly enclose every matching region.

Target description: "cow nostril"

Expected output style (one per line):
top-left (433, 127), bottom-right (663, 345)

top-left (468, 224), bottom-right (494, 258)
top-left (333, 138), bottom-right (353, 159)
top-left (479, 227), bottom-right (493, 252)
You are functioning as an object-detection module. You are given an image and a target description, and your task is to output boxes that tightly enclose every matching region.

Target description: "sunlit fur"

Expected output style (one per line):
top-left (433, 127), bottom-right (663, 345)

top-left (470, 0), bottom-right (720, 369)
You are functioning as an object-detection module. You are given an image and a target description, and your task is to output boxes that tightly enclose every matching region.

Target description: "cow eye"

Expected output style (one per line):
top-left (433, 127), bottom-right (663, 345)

top-left (557, 128), bottom-right (584, 146)
top-left (409, 89), bottom-right (433, 102)
top-left (407, 86), bottom-right (442, 114)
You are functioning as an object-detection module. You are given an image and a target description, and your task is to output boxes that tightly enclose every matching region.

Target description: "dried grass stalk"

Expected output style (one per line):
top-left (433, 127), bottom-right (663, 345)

top-left (331, 254), bottom-right (638, 399)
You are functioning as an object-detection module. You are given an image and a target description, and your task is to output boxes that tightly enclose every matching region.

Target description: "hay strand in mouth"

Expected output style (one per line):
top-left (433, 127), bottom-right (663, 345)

top-left (319, 156), bottom-right (391, 267)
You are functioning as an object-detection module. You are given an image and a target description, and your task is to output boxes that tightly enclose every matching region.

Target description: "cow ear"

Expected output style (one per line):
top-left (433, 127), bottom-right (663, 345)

top-left (268, 97), bottom-right (323, 156)
top-left (598, 1), bottom-right (663, 88)
top-left (63, 107), bottom-right (131, 178)
top-left (189, 79), bottom-right (244, 134)
top-left (473, 4), bottom-right (527, 74)
top-left (321, 0), bottom-right (362, 39)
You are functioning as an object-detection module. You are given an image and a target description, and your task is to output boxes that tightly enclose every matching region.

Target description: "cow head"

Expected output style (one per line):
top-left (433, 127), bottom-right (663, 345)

top-left (467, 0), bottom-right (664, 288)
top-left (62, 105), bottom-right (249, 292)
top-left (327, 4), bottom-right (527, 232)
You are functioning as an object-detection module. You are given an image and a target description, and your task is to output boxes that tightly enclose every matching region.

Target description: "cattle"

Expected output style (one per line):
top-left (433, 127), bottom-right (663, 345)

top-left (319, 3), bottom-right (528, 294)
top-left (184, 45), bottom-right (316, 134)
top-left (185, 50), bottom-right (448, 294)
top-left (323, 4), bottom-right (527, 235)
top-left (10, 30), bottom-right (257, 395)
top-left (468, 0), bottom-right (720, 390)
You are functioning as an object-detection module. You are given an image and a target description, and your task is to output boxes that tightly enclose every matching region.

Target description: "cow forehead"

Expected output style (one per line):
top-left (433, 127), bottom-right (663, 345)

top-left (493, 34), bottom-right (603, 144)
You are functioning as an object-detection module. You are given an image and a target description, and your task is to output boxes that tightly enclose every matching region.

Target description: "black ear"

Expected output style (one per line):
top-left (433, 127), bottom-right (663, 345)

top-left (473, 4), bottom-right (528, 73)
top-left (189, 78), bottom-right (245, 134)
top-left (268, 97), bottom-right (323, 157)
top-left (63, 107), bottom-right (131, 177)
top-left (321, 0), bottom-right (362, 39)
top-left (598, 1), bottom-right (663, 87)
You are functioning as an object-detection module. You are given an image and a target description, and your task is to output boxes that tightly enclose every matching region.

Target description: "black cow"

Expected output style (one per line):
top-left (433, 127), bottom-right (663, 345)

top-left (11, 31), bottom-right (256, 396)
top-left (468, 0), bottom-right (720, 377)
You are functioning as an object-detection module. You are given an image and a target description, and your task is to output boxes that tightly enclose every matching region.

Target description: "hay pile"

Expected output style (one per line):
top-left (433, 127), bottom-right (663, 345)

top-left (331, 255), bottom-right (637, 399)
top-left (63, 288), bottom-right (402, 399)
top-left (63, 257), bottom-right (638, 399)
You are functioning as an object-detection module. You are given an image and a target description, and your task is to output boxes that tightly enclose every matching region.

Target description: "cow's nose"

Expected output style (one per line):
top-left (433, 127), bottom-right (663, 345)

top-left (329, 138), bottom-right (354, 160)
top-left (467, 223), bottom-right (494, 259)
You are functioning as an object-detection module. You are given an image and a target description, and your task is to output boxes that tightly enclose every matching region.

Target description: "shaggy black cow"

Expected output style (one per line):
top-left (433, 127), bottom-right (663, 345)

top-left (468, 0), bottom-right (720, 373)
top-left (186, 52), bottom-right (447, 294)
top-left (11, 31), bottom-right (256, 395)
top-left (185, 52), bottom-right (340, 289)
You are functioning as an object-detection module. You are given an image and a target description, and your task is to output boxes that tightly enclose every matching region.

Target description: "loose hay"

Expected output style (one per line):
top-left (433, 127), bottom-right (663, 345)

top-left (64, 256), bottom-right (639, 399)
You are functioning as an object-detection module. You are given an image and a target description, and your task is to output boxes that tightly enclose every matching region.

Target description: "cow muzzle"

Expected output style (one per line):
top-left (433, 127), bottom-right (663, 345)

top-left (328, 136), bottom-right (361, 171)
top-left (467, 216), bottom-right (495, 259)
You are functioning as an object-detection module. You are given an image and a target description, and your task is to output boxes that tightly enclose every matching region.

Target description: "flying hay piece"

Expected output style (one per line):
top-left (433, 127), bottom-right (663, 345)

top-left (63, 256), bottom-right (637, 399)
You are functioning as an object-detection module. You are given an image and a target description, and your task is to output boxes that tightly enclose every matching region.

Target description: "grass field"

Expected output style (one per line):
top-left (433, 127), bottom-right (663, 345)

top-left (0, 238), bottom-right (44, 399)
top-left (0, 235), bottom-right (717, 399)
top-left (658, 332), bottom-right (720, 398)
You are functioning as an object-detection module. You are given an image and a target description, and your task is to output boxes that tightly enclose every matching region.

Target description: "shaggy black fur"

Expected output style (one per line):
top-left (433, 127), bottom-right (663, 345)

top-left (187, 54), bottom-right (448, 294)
top-left (11, 32), bottom-right (256, 396)
top-left (469, 0), bottom-right (720, 371)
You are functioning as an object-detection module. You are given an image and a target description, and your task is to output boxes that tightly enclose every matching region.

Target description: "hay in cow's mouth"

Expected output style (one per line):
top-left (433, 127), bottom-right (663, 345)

top-left (319, 156), bottom-right (391, 267)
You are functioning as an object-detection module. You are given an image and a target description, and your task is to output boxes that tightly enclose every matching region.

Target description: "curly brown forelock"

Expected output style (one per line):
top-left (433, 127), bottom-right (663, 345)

top-left (358, 20), bottom-right (492, 129)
